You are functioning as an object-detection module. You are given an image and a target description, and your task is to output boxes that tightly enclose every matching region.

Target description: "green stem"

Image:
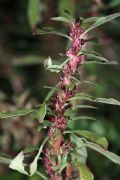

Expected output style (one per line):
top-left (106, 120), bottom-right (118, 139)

top-left (36, 171), bottom-right (48, 180)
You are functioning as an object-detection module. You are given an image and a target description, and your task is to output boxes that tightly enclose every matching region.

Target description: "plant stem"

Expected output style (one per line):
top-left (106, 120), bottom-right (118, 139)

top-left (36, 171), bottom-right (48, 180)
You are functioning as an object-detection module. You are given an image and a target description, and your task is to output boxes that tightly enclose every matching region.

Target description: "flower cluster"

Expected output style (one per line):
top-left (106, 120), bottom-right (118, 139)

top-left (44, 149), bottom-right (53, 177)
top-left (44, 20), bottom-right (86, 177)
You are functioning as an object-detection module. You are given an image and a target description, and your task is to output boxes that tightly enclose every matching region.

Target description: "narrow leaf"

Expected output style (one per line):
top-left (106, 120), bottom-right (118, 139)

top-left (69, 95), bottom-right (120, 106)
top-left (86, 142), bottom-right (120, 165)
top-left (51, 16), bottom-right (69, 23)
top-left (74, 105), bottom-right (98, 109)
top-left (82, 17), bottom-right (100, 23)
top-left (73, 130), bottom-right (108, 148)
top-left (0, 109), bottom-right (35, 119)
top-left (81, 13), bottom-right (120, 38)
top-left (95, 98), bottom-right (120, 106)
top-left (71, 116), bottom-right (96, 121)
top-left (84, 60), bottom-right (117, 65)
top-left (36, 28), bottom-right (71, 40)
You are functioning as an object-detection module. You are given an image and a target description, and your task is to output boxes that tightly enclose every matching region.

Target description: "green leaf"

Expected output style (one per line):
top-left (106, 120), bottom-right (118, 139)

top-left (9, 137), bottom-right (48, 176)
top-left (44, 57), bottom-right (62, 73)
top-left (51, 16), bottom-right (69, 23)
top-left (86, 142), bottom-right (120, 165)
top-left (95, 98), bottom-right (120, 106)
top-left (85, 53), bottom-right (109, 63)
top-left (36, 27), bottom-right (71, 40)
top-left (71, 116), bottom-right (96, 121)
top-left (69, 95), bottom-right (120, 106)
top-left (73, 130), bottom-right (108, 149)
top-left (75, 105), bottom-right (98, 109)
top-left (76, 163), bottom-right (94, 180)
top-left (58, 0), bottom-right (75, 17)
top-left (82, 17), bottom-right (100, 23)
top-left (0, 154), bottom-right (12, 165)
top-left (84, 60), bottom-right (117, 65)
top-left (12, 55), bottom-right (44, 66)
top-left (27, 0), bottom-right (45, 30)
top-left (37, 120), bottom-right (52, 131)
top-left (71, 135), bottom-right (87, 165)
top-left (108, 0), bottom-right (120, 8)
top-left (45, 84), bottom-right (59, 102)
top-left (81, 50), bottom-right (102, 56)
top-left (73, 162), bottom-right (94, 180)
top-left (81, 13), bottom-right (120, 38)
top-left (36, 103), bottom-right (47, 123)
top-left (24, 146), bottom-right (39, 154)
top-left (0, 109), bottom-right (35, 119)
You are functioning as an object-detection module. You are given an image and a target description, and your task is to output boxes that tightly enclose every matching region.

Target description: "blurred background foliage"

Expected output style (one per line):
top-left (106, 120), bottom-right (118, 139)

top-left (0, 0), bottom-right (120, 179)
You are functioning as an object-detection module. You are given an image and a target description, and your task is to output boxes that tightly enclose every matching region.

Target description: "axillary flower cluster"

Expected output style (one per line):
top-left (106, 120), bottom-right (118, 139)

top-left (44, 20), bottom-right (86, 177)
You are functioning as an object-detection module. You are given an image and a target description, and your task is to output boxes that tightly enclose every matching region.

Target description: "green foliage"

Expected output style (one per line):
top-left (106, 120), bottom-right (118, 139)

top-left (36, 27), bottom-right (71, 40)
top-left (73, 130), bottom-right (108, 148)
top-left (36, 103), bottom-right (47, 123)
top-left (81, 13), bottom-right (120, 38)
top-left (58, 0), bottom-right (75, 16)
top-left (75, 163), bottom-right (94, 180)
top-left (0, 109), bottom-right (35, 119)
top-left (28, 0), bottom-right (45, 30)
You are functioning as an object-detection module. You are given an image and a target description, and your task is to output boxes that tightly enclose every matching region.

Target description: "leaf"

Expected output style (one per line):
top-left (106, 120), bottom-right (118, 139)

top-left (81, 50), bottom-right (102, 56)
top-left (81, 13), bottom-right (120, 38)
top-left (85, 53), bottom-right (109, 63)
top-left (71, 116), bottom-right (96, 121)
top-left (95, 98), bottom-right (120, 106)
top-left (59, 153), bottom-right (68, 174)
top-left (0, 154), bottom-right (12, 165)
top-left (82, 17), bottom-right (100, 23)
top-left (86, 142), bottom-right (120, 165)
top-left (73, 130), bottom-right (108, 149)
top-left (24, 146), bottom-right (39, 154)
top-left (36, 28), bottom-right (71, 40)
top-left (69, 95), bottom-right (120, 106)
top-left (70, 135), bottom-right (87, 165)
top-left (76, 163), bottom-right (94, 180)
top-left (37, 120), bottom-right (52, 131)
top-left (0, 109), bottom-right (35, 119)
top-left (108, 0), bottom-right (120, 8)
top-left (58, 0), bottom-right (75, 17)
top-left (45, 83), bottom-right (59, 101)
top-left (27, 0), bottom-right (45, 30)
top-left (9, 151), bottom-right (29, 175)
top-left (74, 105), bottom-right (98, 109)
top-left (36, 103), bottom-right (47, 123)
top-left (44, 57), bottom-right (63, 73)
top-left (84, 60), bottom-right (118, 65)
top-left (12, 55), bottom-right (44, 66)
top-left (9, 137), bottom-right (48, 176)
top-left (51, 16), bottom-right (69, 23)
